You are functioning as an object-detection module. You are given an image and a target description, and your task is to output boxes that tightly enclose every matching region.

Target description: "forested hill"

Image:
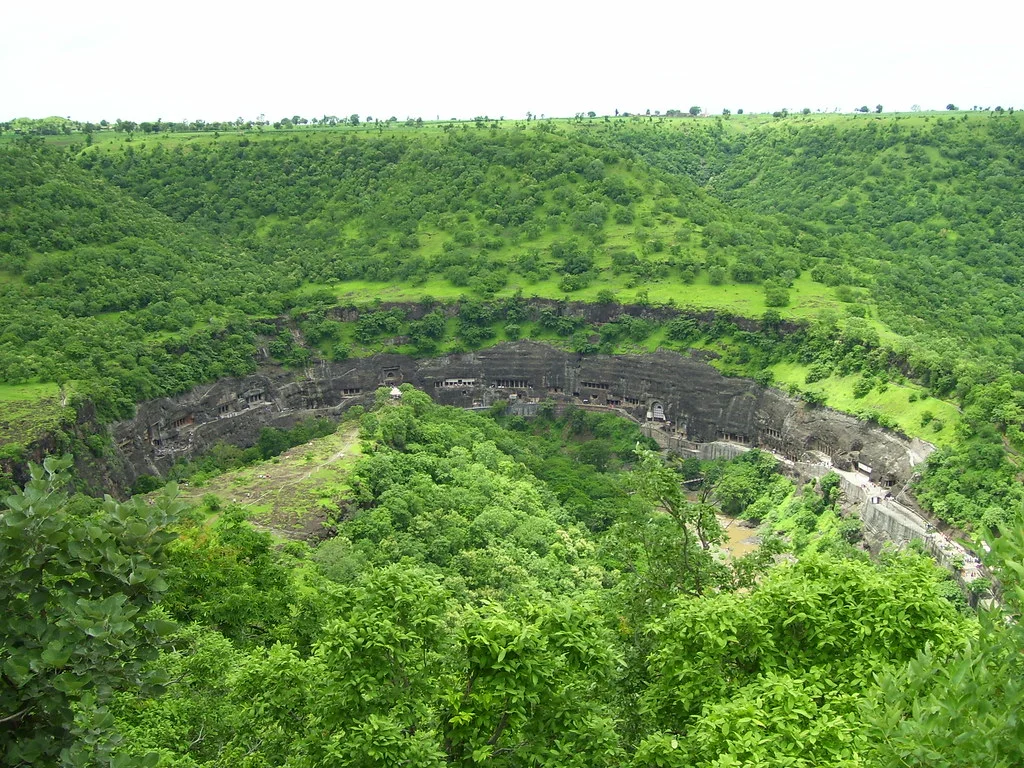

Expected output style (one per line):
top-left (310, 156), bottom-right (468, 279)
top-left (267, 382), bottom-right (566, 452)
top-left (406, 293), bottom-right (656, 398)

top-left (6, 114), bottom-right (1024, 368)
top-left (1, 114), bottom-right (1023, 530)
top-left (78, 114), bottom-right (1024, 367)
top-left (604, 114), bottom-right (1024, 362)
top-left (3, 113), bottom-right (1024, 767)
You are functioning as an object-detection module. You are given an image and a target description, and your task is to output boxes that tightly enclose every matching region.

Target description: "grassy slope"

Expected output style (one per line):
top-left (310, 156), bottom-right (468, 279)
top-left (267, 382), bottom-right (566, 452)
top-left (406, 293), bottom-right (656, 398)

top-left (768, 362), bottom-right (961, 445)
top-left (0, 383), bottom-right (70, 450)
top-left (3, 113), bottom-right (1007, 444)
top-left (317, 256), bottom-right (840, 318)
top-left (175, 422), bottom-right (362, 539)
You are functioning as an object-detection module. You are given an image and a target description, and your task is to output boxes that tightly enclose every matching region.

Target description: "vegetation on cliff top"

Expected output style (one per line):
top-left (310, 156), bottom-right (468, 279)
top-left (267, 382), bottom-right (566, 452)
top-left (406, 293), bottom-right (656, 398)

top-left (1, 113), bottom-right (1023, 530)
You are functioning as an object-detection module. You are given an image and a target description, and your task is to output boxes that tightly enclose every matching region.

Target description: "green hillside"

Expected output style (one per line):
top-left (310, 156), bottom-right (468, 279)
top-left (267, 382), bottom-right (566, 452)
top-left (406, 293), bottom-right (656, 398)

top-left (606, 113), bottom-right (1024, 361)
top-left (1, 114), bottom-right (1023, 530)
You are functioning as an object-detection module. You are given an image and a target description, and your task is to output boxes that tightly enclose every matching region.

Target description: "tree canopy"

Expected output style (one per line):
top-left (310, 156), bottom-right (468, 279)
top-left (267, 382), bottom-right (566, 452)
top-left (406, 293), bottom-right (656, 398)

top-left (4, 397), bottom-right (1017, 766)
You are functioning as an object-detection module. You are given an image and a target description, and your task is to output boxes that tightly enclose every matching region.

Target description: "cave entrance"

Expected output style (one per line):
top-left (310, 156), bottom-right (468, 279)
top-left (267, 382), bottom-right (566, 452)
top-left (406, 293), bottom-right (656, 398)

top-left (648, 401), bottom-right (666, 421)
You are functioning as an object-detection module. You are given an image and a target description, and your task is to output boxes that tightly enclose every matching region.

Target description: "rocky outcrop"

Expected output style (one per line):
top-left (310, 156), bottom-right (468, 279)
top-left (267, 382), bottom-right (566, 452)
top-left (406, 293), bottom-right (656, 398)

top-left (106, 341), bottom-right (932, 494)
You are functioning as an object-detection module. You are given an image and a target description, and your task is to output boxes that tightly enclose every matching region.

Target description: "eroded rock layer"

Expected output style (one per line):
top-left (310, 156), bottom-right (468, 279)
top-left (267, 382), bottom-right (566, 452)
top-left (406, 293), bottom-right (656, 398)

top-left (109, 341), bottom-right (933, 489)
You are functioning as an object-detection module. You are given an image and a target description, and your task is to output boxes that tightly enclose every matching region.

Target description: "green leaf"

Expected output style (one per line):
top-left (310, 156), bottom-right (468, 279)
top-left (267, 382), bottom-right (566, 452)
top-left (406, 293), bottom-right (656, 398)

top-left (51, 672), bottom-right (88, 694)
top-left (144, 618), bottom-right (177, 636)
top-left (40, 643), bottom-right (72, 667)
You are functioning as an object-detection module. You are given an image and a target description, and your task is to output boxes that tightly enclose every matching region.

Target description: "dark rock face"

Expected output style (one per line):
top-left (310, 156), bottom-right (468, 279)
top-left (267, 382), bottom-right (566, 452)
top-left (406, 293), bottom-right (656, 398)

top-left (107, 341), bottom-right (932, 492)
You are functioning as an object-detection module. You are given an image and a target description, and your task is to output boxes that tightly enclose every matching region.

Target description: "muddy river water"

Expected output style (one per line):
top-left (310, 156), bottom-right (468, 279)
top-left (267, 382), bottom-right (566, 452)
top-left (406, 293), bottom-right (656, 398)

top-left (718, 516), bottom-right (760, 558)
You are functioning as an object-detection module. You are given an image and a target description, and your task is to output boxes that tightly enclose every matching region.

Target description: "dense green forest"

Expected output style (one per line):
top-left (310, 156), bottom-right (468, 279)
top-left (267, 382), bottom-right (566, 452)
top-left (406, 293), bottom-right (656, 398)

top-left (5, 393), bottom-right (1023, 766)
top-left (2, 113), bottom-right (1024, 765)
top-left (2, 113), bottom-right (1022, 530)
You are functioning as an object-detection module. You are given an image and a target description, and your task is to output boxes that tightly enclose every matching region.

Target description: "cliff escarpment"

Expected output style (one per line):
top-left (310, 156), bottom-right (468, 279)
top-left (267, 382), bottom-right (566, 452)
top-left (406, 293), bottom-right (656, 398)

top-left (105, 342), bottom-right (932, 494)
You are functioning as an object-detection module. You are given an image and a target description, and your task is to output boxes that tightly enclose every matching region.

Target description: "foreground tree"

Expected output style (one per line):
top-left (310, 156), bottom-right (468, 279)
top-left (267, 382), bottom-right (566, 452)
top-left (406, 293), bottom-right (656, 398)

top-left (635, 552), bottom-right (966, 767)
top-left (630, 448), bottom-right (724, 598)
top-left (0, 457), bottom-right (182, 767)
top-left (861, 517), bottom-right (1024, 767)
top-left (440, 600), bottom-right (622, 767)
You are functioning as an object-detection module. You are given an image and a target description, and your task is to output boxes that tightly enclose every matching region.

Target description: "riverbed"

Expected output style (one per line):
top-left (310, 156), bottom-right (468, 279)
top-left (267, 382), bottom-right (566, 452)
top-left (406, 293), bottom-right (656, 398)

top-left (718, 516), bottom-right (760, 558)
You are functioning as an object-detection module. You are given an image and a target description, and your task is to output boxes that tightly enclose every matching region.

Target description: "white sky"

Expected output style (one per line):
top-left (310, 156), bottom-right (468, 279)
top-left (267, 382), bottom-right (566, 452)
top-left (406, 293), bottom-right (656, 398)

top-left (2, 0), bottom-right (1021, 123)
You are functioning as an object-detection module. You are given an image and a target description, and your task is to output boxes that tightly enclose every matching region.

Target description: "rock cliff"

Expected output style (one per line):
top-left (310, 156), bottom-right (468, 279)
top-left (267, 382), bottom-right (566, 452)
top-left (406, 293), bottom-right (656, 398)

top-left (106, 342), bottom-right (932, 495)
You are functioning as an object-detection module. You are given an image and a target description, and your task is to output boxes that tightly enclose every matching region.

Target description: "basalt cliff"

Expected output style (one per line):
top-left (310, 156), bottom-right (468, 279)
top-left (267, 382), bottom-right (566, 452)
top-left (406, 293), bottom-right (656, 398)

top-left (106, 341), bottom-right (933, 493)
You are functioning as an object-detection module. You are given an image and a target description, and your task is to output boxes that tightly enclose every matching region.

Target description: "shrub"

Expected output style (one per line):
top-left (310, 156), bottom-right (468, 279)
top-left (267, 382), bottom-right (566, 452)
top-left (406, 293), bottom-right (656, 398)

top-left (805, 362), bottom-right (832, 384)
top-left (853, 377), bottom-right (874, 399)
top-left (764, 281), bottom-right (790, 307)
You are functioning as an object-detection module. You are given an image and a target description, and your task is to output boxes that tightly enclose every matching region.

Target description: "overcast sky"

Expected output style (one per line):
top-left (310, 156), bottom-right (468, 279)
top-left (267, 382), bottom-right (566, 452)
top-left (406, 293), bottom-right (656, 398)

top-left (3, 0), bottom-right (1021, 123)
